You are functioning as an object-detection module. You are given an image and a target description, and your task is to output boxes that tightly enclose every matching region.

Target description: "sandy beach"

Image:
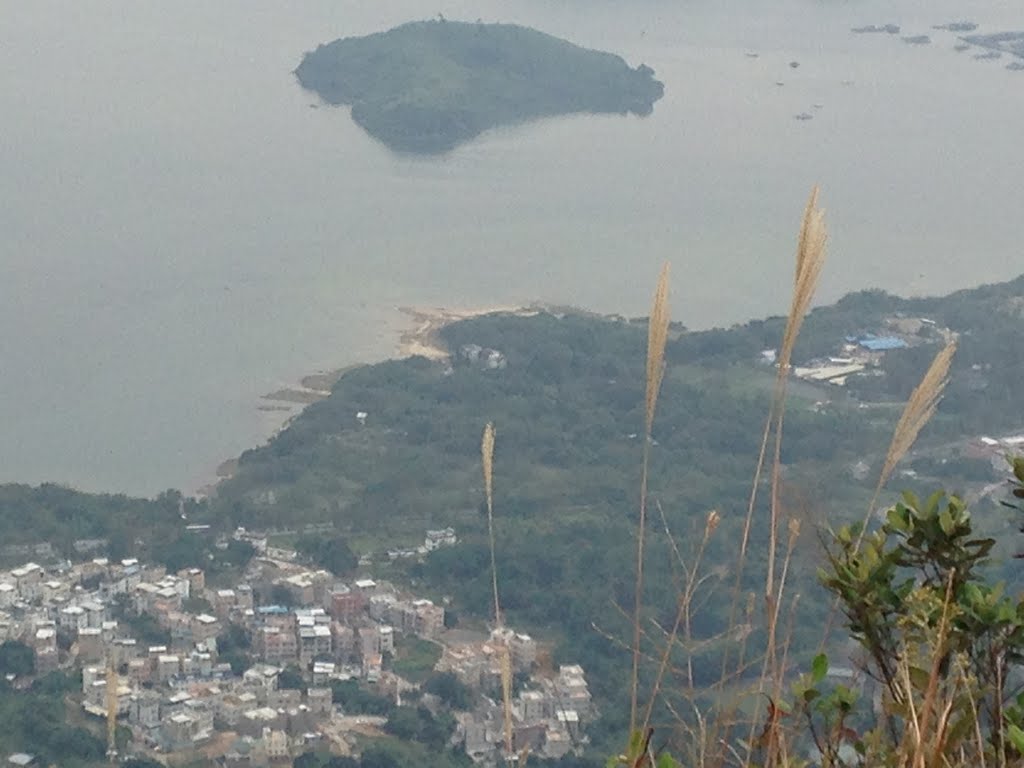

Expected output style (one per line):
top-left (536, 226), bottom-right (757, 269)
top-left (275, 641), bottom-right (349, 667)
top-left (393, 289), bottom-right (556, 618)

top-left (196, 304), bottom-right (541, 497)
top-left (395, 304), bottom-right (542, 360)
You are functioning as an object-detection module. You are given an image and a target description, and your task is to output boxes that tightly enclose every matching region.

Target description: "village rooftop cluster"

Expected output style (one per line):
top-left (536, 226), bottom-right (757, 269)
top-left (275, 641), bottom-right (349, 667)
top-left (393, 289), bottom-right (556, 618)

top-left (767, 314), bottom-right (952, 387)
top-left (0, 528), bottom-right (591, 766)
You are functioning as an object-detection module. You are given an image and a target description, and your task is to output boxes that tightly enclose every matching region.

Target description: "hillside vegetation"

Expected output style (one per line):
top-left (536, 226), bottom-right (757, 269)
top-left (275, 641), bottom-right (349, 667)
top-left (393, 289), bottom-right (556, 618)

top-left (206, 275), bottom-right (1024, 747)
top-left (295, 20), bottom-right (664, 153)
top-left (5, 273), bottom-right (1024, 761)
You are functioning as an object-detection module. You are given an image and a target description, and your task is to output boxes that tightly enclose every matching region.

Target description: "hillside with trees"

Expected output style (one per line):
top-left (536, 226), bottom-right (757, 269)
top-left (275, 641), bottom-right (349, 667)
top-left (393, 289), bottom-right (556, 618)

top-left (207, 273), bottom-right (1024, 749)
top-left (4, 270), bottom-right (1024, 762)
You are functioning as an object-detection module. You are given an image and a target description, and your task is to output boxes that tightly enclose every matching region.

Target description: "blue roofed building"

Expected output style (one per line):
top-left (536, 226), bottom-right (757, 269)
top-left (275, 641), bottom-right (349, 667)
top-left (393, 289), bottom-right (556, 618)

top-left (859, 336), bottom-right (907, 352)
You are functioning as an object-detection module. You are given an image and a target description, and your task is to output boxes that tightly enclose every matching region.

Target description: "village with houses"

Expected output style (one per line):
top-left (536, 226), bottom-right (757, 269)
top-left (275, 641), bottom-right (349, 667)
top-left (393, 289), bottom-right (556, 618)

top-left (780, 314), bottom-right (954, 387)
top-left (0, 525), bottom-right (591, 767)
top-left (759, 310), bottom-right (1024, 490)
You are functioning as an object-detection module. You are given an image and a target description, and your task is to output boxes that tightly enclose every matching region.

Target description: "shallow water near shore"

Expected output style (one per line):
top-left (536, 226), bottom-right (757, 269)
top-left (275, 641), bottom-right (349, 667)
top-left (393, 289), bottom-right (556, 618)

top-left (1, 0), bottom-right (1022, 495)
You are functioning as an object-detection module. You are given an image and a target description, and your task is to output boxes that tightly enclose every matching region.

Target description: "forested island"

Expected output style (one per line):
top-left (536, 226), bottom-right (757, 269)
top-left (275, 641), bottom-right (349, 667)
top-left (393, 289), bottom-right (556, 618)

top-left (295, 20), bottom-right (665, 153)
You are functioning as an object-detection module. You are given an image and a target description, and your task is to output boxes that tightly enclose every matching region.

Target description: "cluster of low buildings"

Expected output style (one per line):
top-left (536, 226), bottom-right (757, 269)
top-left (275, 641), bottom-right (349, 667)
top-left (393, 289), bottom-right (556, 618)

top-left (0, 541), bottom-right (592, 767)
top-left (233, 524), bottom-right (458, 568)
top-left (789, 333), bottom-right (910, 387)
top-left (458, 344), bottom-right (508, 370)
top-left (383, 527), bottom-right (459, 562)
top-left (963, 433), bottom-right (1024, 469)
top-left (440, 628), bottom-right (592, 762)
top-left (0, 556), bottom-right (441, 758)
top-left (768, 315), bottom-right (949, 388)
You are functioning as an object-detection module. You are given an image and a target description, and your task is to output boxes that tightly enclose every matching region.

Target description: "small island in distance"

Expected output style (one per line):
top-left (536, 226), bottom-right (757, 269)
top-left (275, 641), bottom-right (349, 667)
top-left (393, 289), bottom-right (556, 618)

top-left (295, 19), bottom-right (665, 153)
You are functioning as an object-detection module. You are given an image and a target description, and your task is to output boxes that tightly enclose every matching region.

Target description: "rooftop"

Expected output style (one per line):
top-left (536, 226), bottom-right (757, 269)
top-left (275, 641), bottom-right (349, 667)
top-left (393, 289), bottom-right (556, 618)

top-left (859, 336), bottom-right (907, 351)
top-left (244, 707), bottom-right (279, 721)
top-left (257, 605), bottom-right (289, 615)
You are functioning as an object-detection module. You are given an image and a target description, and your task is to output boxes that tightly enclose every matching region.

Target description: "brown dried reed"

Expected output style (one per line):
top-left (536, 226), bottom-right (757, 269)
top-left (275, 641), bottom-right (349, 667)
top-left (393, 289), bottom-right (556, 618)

top-left (631, 263), bottom-right (671, 734)
top-left (859, 340), bottom-right (957, 546)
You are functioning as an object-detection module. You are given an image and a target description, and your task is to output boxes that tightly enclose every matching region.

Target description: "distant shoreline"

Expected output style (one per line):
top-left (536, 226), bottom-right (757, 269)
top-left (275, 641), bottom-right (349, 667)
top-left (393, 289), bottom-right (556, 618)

top-left (394, 304), bottom-right (543, 360)
top-left (257, 365), bottom-right (359, 408)
top-left (195, 303), bottom-right (542, 497)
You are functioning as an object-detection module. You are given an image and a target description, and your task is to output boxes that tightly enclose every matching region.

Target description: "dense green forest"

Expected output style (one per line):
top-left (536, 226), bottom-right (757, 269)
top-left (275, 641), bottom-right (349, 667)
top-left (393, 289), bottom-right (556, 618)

top-left (295, 20), bottom-right (664, 153)
top-left (0, 485), bottom-right (194, 561)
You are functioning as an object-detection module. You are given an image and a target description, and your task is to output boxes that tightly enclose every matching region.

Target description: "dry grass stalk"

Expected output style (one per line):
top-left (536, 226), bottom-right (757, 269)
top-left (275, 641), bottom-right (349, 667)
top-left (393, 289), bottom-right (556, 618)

top-left (482, 422), bottom-right (515, 763)
top-left (645, 263), bottom-right (672, 435)
top-left (814, 340), bottom-right (959, 663)
top-left (779, 187), bottom-right (828, 375)
top-left (858, 340), bottom-right (957, 548)
top-left (716, 188), bottom-right (827, 750)
top-left (631, 263), bottom-right (671, 734)
top-left (770, 519), bottom-right (802, 692)
top-left (591, 620), bottom-right (699, 681)
top-left (954, 655), bottom-right (988, 768)
top-left (752, 191), bottom-right (827, 760)
top-left (482, 422), bottom-right (501, 628)
top-left (729, 187), bottom-right (826, 611)
top-left (655, 501), bottom-right (723, 691)
top-left (745, 520), bottom-right (804, 767)
top-left (773, 594), bottom-right (803, 768)
top-left (641, 509), bottom-right (720, 735)
top-left (667, 702), bottom-right (709, 768)
top-left (767, 186), bottom-right (827, 597)
top-left (500, 642), bottom-right (514, 759)
top-left (879, 338), bottom-right (956, 491)
top-left (913, 571), bottom-right (957, 768)
top-left (875, 572), bottom-right (964, 768)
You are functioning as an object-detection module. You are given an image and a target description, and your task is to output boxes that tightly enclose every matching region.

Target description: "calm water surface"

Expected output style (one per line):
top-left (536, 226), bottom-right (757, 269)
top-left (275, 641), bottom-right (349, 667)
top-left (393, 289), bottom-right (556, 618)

top-left (1, 0), bottom-right (1022, 494)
